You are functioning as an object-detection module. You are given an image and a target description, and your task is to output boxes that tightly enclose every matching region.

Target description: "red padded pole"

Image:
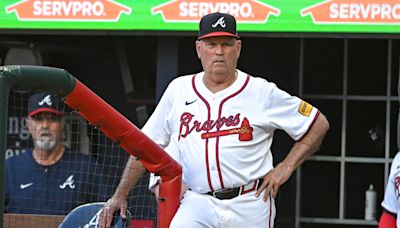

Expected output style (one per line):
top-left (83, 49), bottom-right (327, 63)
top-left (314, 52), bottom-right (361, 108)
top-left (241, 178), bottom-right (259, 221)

top-left (64, 80), bottom-right (181, 228)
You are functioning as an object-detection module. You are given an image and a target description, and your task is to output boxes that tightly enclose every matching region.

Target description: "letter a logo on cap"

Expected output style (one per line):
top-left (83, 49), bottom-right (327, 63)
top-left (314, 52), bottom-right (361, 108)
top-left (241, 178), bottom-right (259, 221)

top-left (212, 17), bottom-right (226, 28)
top-left (38, 95), bottom-right (52, 106)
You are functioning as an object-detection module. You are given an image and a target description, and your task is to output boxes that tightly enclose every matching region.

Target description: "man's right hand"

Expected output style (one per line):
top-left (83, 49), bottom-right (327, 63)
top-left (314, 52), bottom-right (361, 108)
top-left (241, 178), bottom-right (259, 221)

top-left (99, 196), bottom-right (128, 228)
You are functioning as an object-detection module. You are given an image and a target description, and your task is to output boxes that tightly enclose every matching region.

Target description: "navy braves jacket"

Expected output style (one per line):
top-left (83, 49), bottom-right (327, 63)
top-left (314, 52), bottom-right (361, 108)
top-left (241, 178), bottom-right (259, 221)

top-left (5, 149), bottom-right (107, 215)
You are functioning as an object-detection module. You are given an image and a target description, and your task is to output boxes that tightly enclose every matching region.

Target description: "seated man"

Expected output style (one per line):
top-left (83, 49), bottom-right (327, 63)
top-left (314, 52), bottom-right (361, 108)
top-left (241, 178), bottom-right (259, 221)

top-left (5, 92), bottom-right (106, 215)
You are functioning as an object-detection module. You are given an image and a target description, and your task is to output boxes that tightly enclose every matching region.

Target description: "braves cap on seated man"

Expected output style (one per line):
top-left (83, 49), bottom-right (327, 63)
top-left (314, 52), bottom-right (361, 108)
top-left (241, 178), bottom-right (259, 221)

top-left (59, 202), bottom-right (131, 228)
top-left (28, 92), bottom-right (63, 117)
top-left (5, 92), bottom-right (107, 215)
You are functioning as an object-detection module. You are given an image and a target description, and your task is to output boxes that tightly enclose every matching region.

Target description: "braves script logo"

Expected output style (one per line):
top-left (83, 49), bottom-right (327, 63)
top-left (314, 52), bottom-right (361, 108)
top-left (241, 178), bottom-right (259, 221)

top-left (6, 0), bottom-right (131, 21)
top-left (212, 16), bottom-right (226, 28)
top-left (38, 94), bottom-right (52, 106)
top-left (179, 113), bottom-right (253, 141)
top-left (396, 176), bottom-right (400, 199)
top-left (151, 0), bottom-right (280, 23)
top-left (301, 0), bottom-right (400, 24)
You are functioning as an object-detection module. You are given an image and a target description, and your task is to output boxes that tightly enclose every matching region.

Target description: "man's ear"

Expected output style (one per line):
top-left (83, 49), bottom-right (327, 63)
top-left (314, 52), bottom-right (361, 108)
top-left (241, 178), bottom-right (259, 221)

top-left (195, 40), bottom-right (201, 59)
top-left (236, 40), bottom-right (242, 59)
top-left (60, 118), bottom-right (66, 141)
top-left (60, 118), bottom-right (66, 130)
top-left (26, 117), bottom-right (34, 134)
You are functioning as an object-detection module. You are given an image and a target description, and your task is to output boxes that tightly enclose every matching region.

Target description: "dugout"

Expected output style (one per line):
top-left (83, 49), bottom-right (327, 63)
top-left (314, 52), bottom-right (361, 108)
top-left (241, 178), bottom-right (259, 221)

top-left (1, 1), bottom-right (400, 228)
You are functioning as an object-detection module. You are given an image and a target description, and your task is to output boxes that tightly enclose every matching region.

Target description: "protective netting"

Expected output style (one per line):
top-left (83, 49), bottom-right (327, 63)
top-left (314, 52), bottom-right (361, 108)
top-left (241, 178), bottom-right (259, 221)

top-left (4, 91), bottom-right (157, 227)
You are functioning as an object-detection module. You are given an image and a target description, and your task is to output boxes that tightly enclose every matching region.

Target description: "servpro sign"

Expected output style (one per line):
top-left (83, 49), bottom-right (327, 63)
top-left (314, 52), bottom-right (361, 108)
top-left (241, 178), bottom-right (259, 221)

top-left (0, 0), bottom-right (399, 33)
top-left (6, 0), bottom-right (131, 21)
top-left (151, 0), bottom-right (280, 23)
top-left (301, 0), bottom-right (400, 24)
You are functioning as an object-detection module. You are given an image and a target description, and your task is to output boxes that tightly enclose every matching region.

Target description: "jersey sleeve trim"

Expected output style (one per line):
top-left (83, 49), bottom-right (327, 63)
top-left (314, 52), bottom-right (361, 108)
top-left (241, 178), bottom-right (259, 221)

top-left (297, 110), bottom-right (320, 142)
top-left (382, 206), bottom-right (397, 218)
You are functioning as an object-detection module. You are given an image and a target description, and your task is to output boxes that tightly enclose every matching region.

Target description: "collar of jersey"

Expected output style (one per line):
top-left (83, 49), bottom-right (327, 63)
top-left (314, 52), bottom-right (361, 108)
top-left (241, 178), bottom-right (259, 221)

top-left (195, 70), bottom-right (247, 100)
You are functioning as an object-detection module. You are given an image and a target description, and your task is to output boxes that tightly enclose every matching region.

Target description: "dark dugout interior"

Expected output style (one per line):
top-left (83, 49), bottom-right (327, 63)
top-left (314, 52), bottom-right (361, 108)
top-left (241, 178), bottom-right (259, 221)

top-left (1, 34), bottom-right (399, 227)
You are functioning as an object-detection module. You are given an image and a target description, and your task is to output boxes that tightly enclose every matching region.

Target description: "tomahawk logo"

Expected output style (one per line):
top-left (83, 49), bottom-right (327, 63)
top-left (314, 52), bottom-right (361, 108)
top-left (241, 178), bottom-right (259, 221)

top-left (212, 17), bottom-right (226, 28)
top-left (38, 95), bottom-right (52, 106)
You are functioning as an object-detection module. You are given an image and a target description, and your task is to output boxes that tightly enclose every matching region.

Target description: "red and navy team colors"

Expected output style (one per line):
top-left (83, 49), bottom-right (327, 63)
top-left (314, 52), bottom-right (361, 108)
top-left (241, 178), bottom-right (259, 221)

top-left (5, 149), bottom-right (107, 215)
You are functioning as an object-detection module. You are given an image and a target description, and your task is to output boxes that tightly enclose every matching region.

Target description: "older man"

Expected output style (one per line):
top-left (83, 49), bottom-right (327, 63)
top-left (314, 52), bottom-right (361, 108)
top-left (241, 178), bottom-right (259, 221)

top-left (101, 12), bottom-right (329, 228)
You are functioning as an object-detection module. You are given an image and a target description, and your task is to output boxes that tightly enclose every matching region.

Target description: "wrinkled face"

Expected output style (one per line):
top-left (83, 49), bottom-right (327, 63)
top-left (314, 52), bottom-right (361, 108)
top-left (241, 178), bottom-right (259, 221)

top-left (27, 112), bottom-right (64, 151)
top-left (196, 36), bottom-right (241, 76)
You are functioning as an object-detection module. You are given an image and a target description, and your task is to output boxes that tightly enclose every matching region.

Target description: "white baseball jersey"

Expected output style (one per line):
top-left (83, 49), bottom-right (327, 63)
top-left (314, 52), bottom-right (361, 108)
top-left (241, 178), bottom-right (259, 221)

top-left (143, 69), bottom-right (319, 193)
top-left (382, 152), bottom-right (400, 226)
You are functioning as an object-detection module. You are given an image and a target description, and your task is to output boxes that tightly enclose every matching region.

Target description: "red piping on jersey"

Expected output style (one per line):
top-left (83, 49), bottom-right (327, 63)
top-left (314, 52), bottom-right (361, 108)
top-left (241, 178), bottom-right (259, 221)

top-left (269, 193), bottom-right (273, 228)
top-left (297, 110), bottom-right (320, 142)
top-left (216, 74), bottom-right (250, 189)
top-left (192, 74), bottom-right (214, 192)
top-left (240, 179), bottom-right (257, 194)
